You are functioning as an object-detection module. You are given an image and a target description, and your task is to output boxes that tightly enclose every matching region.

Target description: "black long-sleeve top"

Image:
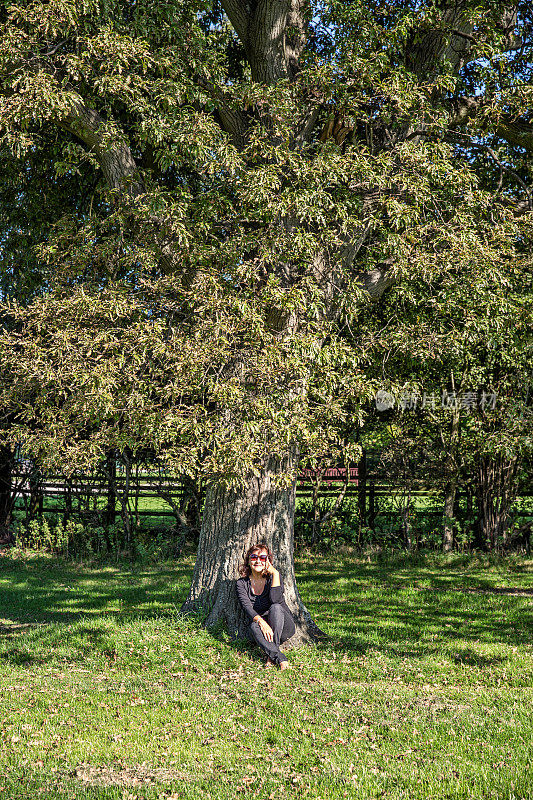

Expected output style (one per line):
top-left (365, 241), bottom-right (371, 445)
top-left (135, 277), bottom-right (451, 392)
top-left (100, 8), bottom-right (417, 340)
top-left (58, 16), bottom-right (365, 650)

top-left (236, 574), bottom-right (291, 620)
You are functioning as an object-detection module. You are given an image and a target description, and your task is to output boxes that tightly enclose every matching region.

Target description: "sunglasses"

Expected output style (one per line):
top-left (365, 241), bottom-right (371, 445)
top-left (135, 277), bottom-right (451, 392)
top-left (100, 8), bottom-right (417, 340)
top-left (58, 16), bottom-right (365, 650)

top-left (249, 554), bottom-right (268, 562)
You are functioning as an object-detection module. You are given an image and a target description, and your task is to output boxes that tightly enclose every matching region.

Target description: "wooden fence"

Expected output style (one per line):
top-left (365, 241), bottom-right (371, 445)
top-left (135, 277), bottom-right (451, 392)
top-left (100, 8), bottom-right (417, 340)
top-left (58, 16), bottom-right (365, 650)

top-left (12, 460), bottom-right (452, 526)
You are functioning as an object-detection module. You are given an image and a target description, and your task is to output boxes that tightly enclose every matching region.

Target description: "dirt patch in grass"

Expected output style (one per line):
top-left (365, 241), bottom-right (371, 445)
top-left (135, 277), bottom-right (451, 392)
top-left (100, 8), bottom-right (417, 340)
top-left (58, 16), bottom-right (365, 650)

top-left (408, 696), bottom-right (471, 713)
top-left (74, 763), bottom-right (190, 787)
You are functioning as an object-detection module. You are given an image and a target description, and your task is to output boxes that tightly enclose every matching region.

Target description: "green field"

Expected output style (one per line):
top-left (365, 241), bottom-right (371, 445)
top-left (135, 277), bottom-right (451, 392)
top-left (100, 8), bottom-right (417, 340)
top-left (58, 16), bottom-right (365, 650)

top-left (15, 486), bottom-right (533, 520)
top-left (0, 550), bottom-right (532, 799)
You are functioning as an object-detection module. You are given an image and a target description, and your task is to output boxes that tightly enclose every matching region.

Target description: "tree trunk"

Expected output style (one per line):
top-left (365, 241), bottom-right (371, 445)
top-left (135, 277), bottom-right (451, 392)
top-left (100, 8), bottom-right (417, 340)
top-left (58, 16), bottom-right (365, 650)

top-left (28, 466), bottom-right (43, 521)
top-left (63, 477), bottom-right (72, 525)
top-left (0, 445), bottom-right (13, 529)
top-left (105, 450), bottom-right (117, 527)
top-left (357, 449), bottom-right (367, 531)
top-left (476, 455), bottom-right (519, 551)
top-left (464, 478), bottom-right (475, 549)
top-left (402, 492), bottom-right (413, 551)
top-left (0, 445), bottom-right (15, 545)
top-left (442, 406), bottom-right (460, 552)
top-left (181, 454), bottom-right (325, 647)
top-left (368, 480), bottom-right (377, 532)
top-left (442, 477), bottom-right (457, 552)
top-left (310, 468), bottom-right (323, 546)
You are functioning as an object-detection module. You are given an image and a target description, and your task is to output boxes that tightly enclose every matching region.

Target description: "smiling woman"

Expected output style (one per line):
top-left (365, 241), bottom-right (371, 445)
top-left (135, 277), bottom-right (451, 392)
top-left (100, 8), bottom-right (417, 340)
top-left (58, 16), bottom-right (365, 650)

top-left (236, 543), bottom-right (296, 670)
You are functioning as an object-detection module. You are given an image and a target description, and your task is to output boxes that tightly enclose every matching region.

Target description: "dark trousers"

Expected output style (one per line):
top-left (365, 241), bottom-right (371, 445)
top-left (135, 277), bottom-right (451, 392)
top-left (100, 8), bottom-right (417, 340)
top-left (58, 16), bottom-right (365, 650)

top-left (250, 603), bottom-right (296, 664)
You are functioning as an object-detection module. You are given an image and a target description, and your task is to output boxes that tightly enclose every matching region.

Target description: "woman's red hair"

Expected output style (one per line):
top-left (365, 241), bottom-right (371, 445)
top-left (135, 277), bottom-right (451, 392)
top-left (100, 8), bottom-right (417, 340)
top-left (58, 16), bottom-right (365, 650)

top-left (239, 542), bottom-right (274, 578)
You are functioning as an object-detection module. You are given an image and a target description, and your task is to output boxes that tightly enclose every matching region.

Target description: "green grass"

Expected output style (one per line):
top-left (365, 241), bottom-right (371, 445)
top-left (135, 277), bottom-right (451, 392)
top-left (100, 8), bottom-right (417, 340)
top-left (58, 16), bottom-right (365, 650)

top-left (14, 494), bottom-right (177, 518)
top-left (0, 550), bottom-right (532, 799)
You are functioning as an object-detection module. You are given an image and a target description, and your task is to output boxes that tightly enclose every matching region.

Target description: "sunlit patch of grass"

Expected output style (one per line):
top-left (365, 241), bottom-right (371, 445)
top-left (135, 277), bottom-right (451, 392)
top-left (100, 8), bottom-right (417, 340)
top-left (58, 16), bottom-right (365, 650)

top-left (0, 550), bottom-right (531, 798)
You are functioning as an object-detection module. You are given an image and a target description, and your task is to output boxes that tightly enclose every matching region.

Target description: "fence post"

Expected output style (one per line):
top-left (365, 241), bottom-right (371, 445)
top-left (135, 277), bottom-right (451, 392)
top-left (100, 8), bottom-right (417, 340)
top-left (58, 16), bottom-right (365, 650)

top-left (63, 477), bottom-right (72, 524)
top-left (368, 480), bottom-right (376, 532)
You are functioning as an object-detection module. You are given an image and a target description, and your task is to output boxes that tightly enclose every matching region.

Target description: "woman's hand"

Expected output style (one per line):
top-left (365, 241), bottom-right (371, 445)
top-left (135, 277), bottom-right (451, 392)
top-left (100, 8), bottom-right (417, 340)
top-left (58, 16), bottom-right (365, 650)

top-left (263, 559), bottom-right (281, 589)
top-left (264, 558), bottom-right (281, 587)
top-left (258, 617), bottom-right (274, 642)
top-left (264, 558), bottom-right (278, 576)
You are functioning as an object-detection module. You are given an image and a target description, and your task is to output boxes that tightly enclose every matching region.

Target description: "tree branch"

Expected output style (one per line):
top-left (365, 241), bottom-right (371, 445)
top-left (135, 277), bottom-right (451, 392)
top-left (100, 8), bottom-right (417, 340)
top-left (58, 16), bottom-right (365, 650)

top-left (222, 0), bottom-right (307, 84)
top-left (496, 119), bottom-right (533, 155)
top-left (294, 103), bottom-right (321, 146)
top-left (59, 94), bottom-right (199, 283)
top-left (361, 264), bottom-right (395, 301)
top-left (193, 73), bottom-right (249, 150)
top-left (220, 0), bottom-right (251, 49)
top-left (405, 3), bottom-right (474, 79)
top-left (474, 141), bottom-right (532, 209)
top-left (449, 28), bottom-right (477, 43)
top-left (58, 95), bottom-right (142, 197)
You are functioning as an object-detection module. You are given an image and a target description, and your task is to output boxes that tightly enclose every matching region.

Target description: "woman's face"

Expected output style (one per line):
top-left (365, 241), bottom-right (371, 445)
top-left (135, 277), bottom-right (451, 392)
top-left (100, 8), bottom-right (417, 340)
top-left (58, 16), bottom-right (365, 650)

top-left (249, 548), bottom-right (268, 574)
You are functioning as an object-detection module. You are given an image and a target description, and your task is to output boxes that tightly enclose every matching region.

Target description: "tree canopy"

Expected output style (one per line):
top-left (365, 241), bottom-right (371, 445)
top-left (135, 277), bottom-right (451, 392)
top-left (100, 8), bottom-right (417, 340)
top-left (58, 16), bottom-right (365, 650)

top-left (0, 0), bottom-right (531, 478)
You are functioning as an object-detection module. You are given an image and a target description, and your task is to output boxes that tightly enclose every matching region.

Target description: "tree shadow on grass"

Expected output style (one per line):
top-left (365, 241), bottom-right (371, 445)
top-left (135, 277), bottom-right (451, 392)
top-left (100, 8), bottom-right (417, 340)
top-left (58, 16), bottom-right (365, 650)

top-left (0, 555), bottom-right (192, 625)
top-left (450, 649), bottom-right (508, 667)
top-left (296, 558), bottom-right (533, 657)
top-left (0, 647), bottom-right (45, 666)
top-left (0, 621), bottom-right (137, 668)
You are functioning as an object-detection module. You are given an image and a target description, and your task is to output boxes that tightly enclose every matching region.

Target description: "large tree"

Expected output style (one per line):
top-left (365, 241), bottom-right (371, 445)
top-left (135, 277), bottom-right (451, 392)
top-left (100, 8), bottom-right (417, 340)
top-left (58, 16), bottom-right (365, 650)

top-left (0, 0), bottom-right (532, 641)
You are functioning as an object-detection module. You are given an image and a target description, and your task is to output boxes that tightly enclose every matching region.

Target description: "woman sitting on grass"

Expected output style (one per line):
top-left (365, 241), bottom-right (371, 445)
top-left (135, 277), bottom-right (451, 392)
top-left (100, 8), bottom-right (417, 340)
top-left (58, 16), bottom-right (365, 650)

top-left (236, 543), bottom-right (295, 670)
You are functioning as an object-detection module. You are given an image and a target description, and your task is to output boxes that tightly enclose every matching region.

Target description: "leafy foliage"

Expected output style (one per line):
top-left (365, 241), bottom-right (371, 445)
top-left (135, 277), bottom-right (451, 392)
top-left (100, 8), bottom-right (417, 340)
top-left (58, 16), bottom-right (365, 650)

top-left (0, 0), bottom-right (531, 485)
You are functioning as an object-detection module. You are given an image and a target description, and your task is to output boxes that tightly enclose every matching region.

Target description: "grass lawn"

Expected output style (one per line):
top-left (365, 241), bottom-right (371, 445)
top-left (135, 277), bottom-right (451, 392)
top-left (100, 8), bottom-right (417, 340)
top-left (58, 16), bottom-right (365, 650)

top-left (0, 549), bottom-right (531, 799)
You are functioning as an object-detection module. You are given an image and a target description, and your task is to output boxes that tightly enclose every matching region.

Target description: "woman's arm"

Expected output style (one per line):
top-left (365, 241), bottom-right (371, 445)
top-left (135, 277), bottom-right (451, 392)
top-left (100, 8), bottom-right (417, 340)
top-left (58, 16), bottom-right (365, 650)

top-left (265, 560), bottom-right (284, 603)
top-left (236, 579), bottom-right (258, 620)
